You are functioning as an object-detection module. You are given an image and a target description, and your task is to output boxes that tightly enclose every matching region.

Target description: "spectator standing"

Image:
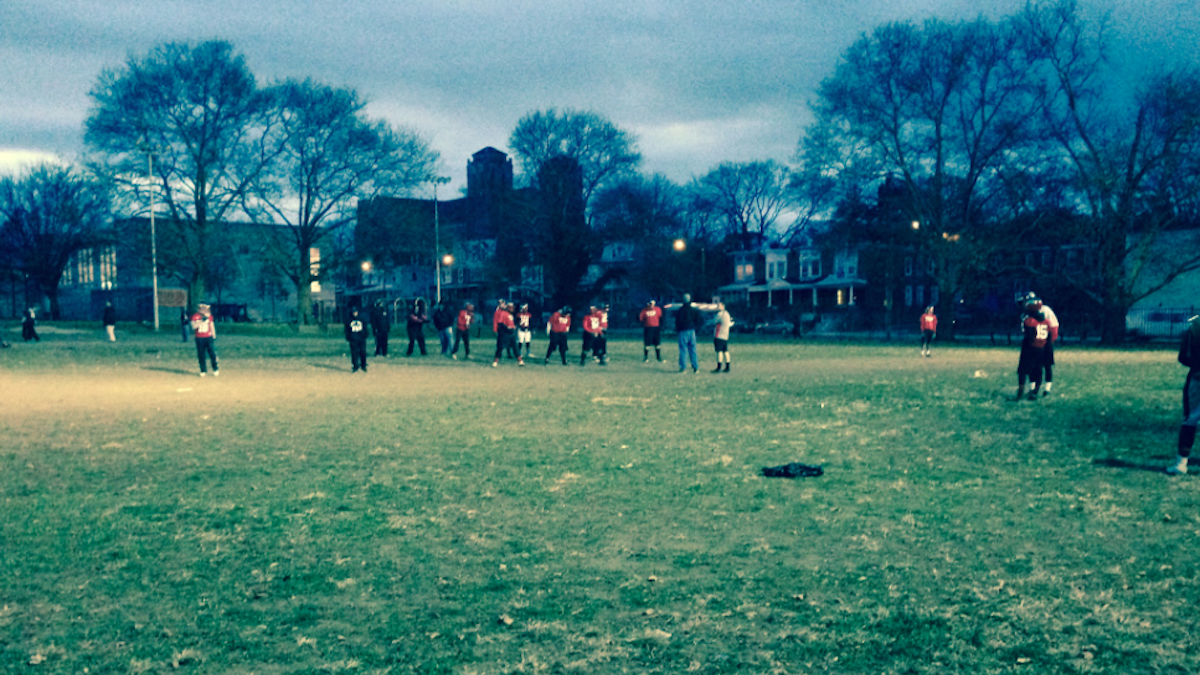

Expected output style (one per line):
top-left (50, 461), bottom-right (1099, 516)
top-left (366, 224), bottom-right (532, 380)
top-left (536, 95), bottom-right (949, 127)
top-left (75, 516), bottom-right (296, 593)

top-left (1167, 316), bottom-right (1200, 475)
top-left (190, 303), bottom-right (219, 376)
top-left (371, 300), bottom-right (391, 357)
top-left (666, 294), bottom-right (703, 373)
top-left (919, 306), bottom-right (937, 357)
top-left (432, 301), bottom-right (455, 357)
top-left (180, 307), bottom-right (190, 342)
top-left (639, 299), bottom-right (664, 362)
top-left (344, 306), bottom-right (369, 372)
top-left (452, 302), bottom-right (474, 359)
top-left (22, 307), bottom-right (39, 342)
top-left (405, 298), bottom-right (428, 356)
top-left (544, 305), bottom-right (572, 365)
top-left (102, 301), bottom-right (117, 342)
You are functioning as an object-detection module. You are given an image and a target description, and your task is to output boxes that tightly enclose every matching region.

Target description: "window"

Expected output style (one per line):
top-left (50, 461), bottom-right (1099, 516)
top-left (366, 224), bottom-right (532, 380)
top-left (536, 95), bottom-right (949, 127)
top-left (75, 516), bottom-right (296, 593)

top-left (1041, 251), bottom-right (1052, 269)
top-left (916, 285), bottom-right (924, 306)
top-left (904, 257), bottom-right (913, 276)
top-left (310, 248), bottom-right (321, 293)
top-left (800, 254), bottom-right (821, 279)
top-left (76, 248), bottom-right (94, 286)
top-left (846, 254), bottom-right (857, 277)
top-left (905, 285), bottom-right (913, 307)
top-left (736, 263), bottom-right (754, 282)
top-left (99, 246), bottom-right (116, 290)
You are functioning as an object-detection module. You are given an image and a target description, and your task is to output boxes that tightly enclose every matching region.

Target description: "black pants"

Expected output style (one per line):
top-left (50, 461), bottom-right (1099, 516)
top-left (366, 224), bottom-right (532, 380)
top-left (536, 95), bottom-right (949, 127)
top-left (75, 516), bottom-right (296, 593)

top-left (546, 332), bottom-right (569, 363)
top-left (406, 326), bottom-right (426, 355)
top-left (452, 330), bottom-right (470, 357)
top-left (375, 331), bottom-right (389, 356)
top-left (494, 330), bottom-right (515, 361)
top-left (349, 340), bottom-right (368, 371)
top-left (195, 337), bottom-right (218, 373)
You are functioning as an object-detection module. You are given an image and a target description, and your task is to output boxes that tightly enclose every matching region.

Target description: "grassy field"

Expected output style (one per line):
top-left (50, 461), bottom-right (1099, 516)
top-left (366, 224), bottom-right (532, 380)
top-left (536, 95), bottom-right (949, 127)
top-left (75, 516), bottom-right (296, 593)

top-left (1, 324), bottom-right (1196, 674)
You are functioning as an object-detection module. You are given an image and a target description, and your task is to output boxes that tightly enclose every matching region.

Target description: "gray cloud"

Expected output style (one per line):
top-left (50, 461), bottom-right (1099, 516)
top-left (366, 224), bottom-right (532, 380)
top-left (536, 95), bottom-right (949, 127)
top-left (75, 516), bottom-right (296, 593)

top-left (1, 0), bottom-right (1194, 186)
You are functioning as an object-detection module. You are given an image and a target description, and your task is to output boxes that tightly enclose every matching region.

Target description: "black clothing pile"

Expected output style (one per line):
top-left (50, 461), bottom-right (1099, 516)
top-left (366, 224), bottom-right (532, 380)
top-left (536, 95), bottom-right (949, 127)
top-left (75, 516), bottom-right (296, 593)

top-left (761, 462), bottom-right (824, 478)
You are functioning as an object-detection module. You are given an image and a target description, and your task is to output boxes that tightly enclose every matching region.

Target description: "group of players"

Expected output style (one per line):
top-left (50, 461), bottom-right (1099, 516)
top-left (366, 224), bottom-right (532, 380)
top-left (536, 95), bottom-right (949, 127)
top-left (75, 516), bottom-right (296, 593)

top-left (339, 295), bottom-right (735, 374)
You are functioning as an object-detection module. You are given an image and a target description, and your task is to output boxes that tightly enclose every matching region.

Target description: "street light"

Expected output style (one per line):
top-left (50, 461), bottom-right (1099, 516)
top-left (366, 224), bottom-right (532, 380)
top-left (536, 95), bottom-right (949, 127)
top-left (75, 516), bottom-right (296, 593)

top-left (138, 144), bottom-right (161, 331)
top-left (431, 176), bottom-right (451, 304)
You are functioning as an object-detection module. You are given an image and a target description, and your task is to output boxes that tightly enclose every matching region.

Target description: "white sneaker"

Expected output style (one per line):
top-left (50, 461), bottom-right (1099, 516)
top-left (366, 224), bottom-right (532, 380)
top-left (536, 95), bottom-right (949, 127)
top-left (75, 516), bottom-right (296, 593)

top-left (199, 372), bottom-right (206, 377)
top-left (491, 361), bottom-right (498, 368)
top-left (213, 370), bottom-right (220, 377)
top-left (1167, 459), bottom-right (1188, 475)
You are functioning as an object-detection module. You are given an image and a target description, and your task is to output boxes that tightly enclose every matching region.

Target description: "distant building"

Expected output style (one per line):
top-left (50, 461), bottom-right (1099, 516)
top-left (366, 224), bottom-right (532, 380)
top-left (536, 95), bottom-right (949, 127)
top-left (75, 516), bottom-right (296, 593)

top-left (356, 146), bottom-right (537, 308)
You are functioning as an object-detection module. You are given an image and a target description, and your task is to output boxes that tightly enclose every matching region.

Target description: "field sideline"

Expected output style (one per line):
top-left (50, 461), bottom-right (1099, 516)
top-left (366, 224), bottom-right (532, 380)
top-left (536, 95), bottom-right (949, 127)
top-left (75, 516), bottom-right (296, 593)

top-left (1, 328), bottom-right (1196, 674)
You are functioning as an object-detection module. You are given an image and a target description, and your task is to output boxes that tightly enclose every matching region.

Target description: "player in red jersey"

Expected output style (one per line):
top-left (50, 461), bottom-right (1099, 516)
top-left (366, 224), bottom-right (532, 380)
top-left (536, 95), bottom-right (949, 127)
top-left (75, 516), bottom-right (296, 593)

top-left (544, 305), bottom-right (572, 365)
top-left (492, 303), bottom-right (522, 367)
top-left (452, 302), bottom-right (474, 359)
top-left (919, 306), bottom-right (937, 357)
top-left (1022, 293), bottom-right (1060, 395)
top-left (1015, 306), bottom-right (1052, 400)
top-left (639, 299), bottom-right (664, 362)
top-left (190, 303), bottom-right (219, 376)
top-left (579, 306), bottom-right (602, 366)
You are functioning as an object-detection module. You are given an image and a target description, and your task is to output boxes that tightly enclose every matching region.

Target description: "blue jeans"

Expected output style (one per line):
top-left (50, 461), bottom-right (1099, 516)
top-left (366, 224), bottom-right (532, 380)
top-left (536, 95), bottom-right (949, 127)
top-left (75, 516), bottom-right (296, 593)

top-left (439, 327), bottom-right (454, 355)
top-left (677, 330), bottom-right (698, 371)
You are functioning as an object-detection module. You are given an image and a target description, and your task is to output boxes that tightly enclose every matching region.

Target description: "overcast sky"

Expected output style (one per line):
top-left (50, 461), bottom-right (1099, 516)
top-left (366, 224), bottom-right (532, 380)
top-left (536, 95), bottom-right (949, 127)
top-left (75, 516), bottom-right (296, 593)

top-left (1, 0), bottom-right (1196, 196)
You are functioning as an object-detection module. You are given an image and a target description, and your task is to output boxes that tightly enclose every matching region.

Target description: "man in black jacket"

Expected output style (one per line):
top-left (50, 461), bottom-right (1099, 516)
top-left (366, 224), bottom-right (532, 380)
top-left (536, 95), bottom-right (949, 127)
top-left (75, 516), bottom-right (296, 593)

top-left (1168, 316), bottom-right (1200, 475)
top-left (345, 306), bottom-right (369, 372)
top-left (666, 294), bottom-right (703, 373)
top-left (432, 302), bottom-right (455, 357)
top-left (370, 300), bottom-right (390, 357)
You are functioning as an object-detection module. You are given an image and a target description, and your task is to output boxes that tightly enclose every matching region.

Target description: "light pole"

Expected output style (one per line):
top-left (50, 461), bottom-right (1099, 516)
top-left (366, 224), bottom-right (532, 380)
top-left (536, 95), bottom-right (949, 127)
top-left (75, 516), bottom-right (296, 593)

top-left (431, 176), bottom-right (451, 304)
top-left (139, 145), bottom-right (161, 331)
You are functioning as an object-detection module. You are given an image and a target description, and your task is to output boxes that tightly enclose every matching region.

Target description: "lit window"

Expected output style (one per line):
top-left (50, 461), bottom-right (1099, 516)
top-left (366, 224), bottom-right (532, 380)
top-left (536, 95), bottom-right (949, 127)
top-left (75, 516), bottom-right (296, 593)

top-left (99, 246), bottom-right (116, 290)
top-left (310, 248), bottom-right (321, 293)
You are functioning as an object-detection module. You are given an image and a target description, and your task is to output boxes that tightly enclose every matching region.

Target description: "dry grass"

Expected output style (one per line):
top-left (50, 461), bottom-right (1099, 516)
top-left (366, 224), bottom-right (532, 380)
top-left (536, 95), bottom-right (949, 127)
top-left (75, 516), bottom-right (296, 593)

top-left (1, 328), bottom-right (1196, 673)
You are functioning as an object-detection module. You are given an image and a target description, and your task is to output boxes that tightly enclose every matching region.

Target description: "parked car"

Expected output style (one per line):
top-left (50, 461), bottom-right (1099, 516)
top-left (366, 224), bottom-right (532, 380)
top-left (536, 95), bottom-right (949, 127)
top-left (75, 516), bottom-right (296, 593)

top-left (755, 319), bottom-right (795, 335)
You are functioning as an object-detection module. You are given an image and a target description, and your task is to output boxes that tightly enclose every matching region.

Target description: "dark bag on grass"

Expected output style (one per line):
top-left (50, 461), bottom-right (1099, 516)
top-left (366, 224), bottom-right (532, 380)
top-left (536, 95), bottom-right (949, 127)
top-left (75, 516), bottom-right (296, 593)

top-left (761, 462), bottom-right (823, 478)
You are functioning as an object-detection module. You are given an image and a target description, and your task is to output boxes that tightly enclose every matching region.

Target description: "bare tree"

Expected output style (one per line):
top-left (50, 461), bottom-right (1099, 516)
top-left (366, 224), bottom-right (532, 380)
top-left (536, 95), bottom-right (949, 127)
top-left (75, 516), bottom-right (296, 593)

top-left (0, 163), bottom-right (111, 318)
top-left (508, 108), bottom-right (641, 223)
top-left (85, 41), bottom-right (278, 305)
top-left (246, 79), bottom-right (437, 325)
top-left (803, 16), bottom-right (1042, 337)
top-left (1022, 0), bottom-right (1200, 343)
top-left (690, 160), bottom-right (793, 245)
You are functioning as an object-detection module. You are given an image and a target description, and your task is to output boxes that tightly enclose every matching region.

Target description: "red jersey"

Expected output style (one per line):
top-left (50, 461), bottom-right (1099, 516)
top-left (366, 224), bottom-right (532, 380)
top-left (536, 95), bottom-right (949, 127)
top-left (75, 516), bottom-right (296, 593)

top-left (1023, 315), bottom-right (1051, 349)
top-left (495, 309), bottom-right (514, 332)
top-left (639, 306), bottom-right (662, 328)
top-left (583, 313), bottom-right (603, 336)
top-left (920, 313), bottom-right (937, 332)
top-left (548, 311), bottom-right (571, 333)
top-left (599, 310), bottom-right (609, 331)
top-left (190, 312), bottom-right (216, 338)
top-left (456, 309), bottom-right (473, 331)
top-left (516, 311), bottom-right (533, 330)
